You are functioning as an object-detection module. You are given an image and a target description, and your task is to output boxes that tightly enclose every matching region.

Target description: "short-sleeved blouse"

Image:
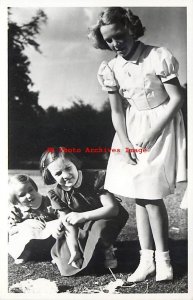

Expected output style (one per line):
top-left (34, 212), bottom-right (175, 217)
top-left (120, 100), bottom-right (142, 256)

top-left (48, 170), bottom-right (108, 213)
top-left (106, 42), bottom-right (179, 111)
top-left (98, 42), bottom-right (186, 199)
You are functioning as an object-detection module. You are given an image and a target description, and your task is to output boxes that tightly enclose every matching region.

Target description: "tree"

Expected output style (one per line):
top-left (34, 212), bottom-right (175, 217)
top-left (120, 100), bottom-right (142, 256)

top-left (8, 9), bottom-right (47, 168)
top-left (8, 9), bottom-right (47, 117)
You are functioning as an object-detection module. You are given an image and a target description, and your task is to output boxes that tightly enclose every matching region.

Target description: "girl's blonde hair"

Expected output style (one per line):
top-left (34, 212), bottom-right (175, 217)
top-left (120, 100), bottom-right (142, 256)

top-left (88, 7), bottom-right (145, 50)
top-left (9, 174), bottom-right (38, 205)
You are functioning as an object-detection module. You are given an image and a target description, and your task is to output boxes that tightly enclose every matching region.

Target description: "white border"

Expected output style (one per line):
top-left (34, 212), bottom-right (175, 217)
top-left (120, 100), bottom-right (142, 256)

top-left (0, 1), bottom-right (9, 298)
top-left (1, 0), bottom-right (192, 299)
top-left (2, 0), bottom-right (192, 8)
top-left (187, 1), bottom-right (193, 299)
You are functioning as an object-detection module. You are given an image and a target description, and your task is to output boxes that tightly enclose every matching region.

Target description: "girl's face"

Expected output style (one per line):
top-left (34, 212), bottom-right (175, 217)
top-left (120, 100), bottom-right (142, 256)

top-left (47, 157), bottom-right (79, 189)
top-left (100, 23), bottom-right (135, 58)
top-left (14, 181), bottom-right (41, 209)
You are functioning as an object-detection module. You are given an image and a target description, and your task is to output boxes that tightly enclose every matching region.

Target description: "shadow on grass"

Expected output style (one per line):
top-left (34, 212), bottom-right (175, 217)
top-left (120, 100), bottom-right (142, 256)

top-left (79, 239), bottom-right (187, 280)
top-left (8, 238), bottom-right (187, 294)
top-left (57, 285), bottom-right (74, 293)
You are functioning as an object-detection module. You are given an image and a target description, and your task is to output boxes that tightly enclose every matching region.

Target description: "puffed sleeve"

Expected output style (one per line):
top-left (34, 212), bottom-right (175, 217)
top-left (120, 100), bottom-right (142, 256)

top-left (94, 170), bottom-right (109, 196)
top-left (97, 60), bottom-right (118, 92)
top-left (153, 47), bottom-right (179, 82)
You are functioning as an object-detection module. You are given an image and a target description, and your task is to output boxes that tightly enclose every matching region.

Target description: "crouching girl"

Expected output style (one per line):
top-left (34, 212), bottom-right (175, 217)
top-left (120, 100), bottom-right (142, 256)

top-left (40, 147), bottom-right (128, 276)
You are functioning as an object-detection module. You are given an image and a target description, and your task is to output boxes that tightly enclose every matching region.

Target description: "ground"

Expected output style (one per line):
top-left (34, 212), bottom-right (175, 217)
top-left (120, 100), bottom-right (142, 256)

top-left (8, 170), bottom-right (187, 294)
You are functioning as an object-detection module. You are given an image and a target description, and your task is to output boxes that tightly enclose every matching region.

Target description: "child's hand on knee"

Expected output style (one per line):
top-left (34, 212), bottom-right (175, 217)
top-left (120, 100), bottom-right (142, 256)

top-left (68, 250), bottom-right (83, 269)
top-left (64, 212), bottom-right (86, 225)
top-left (51, 220), bottom-right (64, 239)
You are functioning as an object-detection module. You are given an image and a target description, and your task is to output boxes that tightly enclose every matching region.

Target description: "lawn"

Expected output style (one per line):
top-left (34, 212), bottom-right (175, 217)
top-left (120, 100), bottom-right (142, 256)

top-left (8, 170), bottom-right (188, 294)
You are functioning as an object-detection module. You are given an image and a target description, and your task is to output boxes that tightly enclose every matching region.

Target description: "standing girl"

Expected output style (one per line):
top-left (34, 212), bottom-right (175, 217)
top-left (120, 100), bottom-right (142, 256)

top-left (40, 147), bottom-right (128, 276)
top-left (89, 7), bottom-right (186, 282)
top-left (8, 174), bottom-right (59, 264)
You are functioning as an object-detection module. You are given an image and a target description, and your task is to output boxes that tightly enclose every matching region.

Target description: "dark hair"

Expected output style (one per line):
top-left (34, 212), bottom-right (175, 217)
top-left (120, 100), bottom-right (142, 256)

top-left (88, 7), bottom-right (145, 50)
top-left (8, 174), bottom-right (38, 204)
top-left (40, 147), bottom-right (82, 185)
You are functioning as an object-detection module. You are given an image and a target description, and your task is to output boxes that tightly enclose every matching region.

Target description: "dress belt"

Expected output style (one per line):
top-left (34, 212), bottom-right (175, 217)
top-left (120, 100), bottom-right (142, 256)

top-left (127, 96), bottom-right (168, 111)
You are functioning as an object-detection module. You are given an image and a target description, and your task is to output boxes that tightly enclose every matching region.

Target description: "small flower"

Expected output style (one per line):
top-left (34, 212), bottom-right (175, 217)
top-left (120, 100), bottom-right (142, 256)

top-left (104, 279), bottom-right (124, 293)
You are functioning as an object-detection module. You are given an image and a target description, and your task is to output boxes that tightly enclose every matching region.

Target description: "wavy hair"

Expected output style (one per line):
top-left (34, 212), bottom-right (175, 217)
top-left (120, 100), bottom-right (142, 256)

top-left (40, 147), bottom-right (82, 185)
top-left (88, 7), bottom-right (145, 50)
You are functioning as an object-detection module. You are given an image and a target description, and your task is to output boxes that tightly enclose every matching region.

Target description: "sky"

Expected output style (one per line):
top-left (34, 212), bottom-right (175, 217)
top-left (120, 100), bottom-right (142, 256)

top-left (10, 7), bottom-right (187, 111)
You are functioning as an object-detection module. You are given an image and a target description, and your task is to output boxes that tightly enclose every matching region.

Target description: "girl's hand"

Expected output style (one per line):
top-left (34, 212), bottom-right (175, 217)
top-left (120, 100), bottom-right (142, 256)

top-left (68, 250), bottom-right (83, 269)
top-left (122, 141), bottom-right (137, 165)
top-left (51, 220), bottom-right (64, 239)
top-left (21, 219), bottom-right (46, 230)
top-left (135, 129), bottom-right (160, 149)
top-left (64, 212), bottom-right (86, 225)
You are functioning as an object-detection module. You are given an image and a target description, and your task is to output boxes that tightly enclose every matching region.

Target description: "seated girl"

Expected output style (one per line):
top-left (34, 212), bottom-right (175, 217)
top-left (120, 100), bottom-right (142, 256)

top-left (8, 174), bottom-right (60, 264)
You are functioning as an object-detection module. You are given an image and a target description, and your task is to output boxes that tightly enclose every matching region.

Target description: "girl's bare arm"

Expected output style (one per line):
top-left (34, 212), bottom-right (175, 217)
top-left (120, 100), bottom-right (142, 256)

top-left (108, 91), bottom-right (137, 163)
top-left (64, 192), bottom-right (119, 225)
top-left (136, 78), bottom-right (184, 148)
top-left (155, 77), bottom-right (184, 132)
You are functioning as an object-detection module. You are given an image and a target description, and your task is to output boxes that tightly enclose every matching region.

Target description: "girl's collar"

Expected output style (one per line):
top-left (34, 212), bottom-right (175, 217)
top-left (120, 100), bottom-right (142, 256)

top-left (117, 41), bottom-right (145, 64)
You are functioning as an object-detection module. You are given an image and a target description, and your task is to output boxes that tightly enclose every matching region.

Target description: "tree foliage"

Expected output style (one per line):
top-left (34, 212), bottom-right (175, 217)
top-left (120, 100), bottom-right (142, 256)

top-left (8, 9), bottom-right (47, 167)
top-left (8, 9), bottom-right (47, 117)
top-left (8, 8), bottom-right (114, 169)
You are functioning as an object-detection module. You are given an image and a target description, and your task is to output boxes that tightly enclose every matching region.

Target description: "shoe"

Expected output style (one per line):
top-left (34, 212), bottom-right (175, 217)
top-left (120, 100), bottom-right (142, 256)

top-left (127, 249), bottom-right (155, 282)
top-left (104, 245), bottom-right (118, 268)
top-left (71, 258), bottom-right (83, 269)
top-left (14, 250), bottom-right (31, 264)
top-left (51, 259), bottom-right (56, 265)
top-left (15, 258), bottom-right (26, 264)
top-left (155, 250), bottom-right (173, 281)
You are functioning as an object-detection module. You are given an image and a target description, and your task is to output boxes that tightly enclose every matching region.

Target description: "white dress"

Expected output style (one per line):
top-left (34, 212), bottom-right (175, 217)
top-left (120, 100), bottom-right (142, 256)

top-left (8, 196), bottom-right (59, 260)
top-left (98, 42), bottom-right (186, 200)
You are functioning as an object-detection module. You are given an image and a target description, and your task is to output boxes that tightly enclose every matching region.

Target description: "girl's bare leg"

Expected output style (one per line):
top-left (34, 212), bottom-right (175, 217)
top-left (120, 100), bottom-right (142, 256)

top-left (127, 199), bottom-right (155, 282)
top-left (146, 199), bottom-right (168, 251)
top-left (146, 199), bottom-right (173, 281)
top-left (136, 199), bottom-right (154, 249)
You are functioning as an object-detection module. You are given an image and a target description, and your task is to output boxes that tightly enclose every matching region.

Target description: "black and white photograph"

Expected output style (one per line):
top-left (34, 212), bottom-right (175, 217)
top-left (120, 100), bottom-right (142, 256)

top-left (1, 0), bottom-right (192, 298)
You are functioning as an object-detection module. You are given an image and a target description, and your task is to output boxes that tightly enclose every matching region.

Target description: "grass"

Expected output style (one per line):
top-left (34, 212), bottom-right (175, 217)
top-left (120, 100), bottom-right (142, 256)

top-left (8, 170), bottom-right (188, 294)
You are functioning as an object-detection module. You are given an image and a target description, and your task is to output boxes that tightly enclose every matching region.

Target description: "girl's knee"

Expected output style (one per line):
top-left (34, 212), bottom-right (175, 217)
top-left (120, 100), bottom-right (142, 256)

top-left (92, 219), bottom-right (109, 232)
top-left (120, 206), bottom-right (129, 225)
